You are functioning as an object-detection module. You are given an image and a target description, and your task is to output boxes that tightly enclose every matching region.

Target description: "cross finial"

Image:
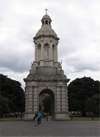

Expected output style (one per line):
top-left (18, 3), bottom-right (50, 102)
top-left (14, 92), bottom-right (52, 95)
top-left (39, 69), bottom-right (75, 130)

top-left (45, 9), bottom-right (48, 15)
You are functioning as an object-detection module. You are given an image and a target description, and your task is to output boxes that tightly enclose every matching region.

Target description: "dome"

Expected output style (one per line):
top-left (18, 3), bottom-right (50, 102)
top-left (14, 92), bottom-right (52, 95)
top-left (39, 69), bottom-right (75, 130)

top-left (34, 25), bottom-right (58, 39)
top-left (41, 14), bottom-right (52, 23)
top-left (34, 14), bottom-right (59, 40)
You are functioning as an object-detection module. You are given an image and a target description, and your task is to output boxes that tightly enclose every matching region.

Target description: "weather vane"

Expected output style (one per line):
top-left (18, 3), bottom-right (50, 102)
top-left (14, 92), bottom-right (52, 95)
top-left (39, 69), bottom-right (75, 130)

top-left (45, 8), bottom-right (48, 15)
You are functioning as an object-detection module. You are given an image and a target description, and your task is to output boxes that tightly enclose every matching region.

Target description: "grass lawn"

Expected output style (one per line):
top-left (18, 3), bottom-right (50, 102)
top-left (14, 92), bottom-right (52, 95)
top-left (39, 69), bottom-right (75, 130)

top-left (0, 117), bottom-right (22, 121)
top-left (0, 117), bottom-right (100, 121)
top-left (70, 117), bottom-right (100, 121)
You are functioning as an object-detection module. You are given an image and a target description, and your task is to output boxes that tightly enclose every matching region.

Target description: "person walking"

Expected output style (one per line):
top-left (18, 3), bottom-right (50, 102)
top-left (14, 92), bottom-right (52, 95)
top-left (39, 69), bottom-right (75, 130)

top-left (33, 111), bottom-right (44, 126)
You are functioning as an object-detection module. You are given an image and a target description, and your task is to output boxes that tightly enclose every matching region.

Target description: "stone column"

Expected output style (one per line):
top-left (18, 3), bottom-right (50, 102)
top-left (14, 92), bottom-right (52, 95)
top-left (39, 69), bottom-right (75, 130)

top-left (49, 44), bottom-right (53, 66)
top-left (55, 87), bottom-right (61, 113)
top-left (33, 87), bottom-right (38, 113)
top-left (61, 87), bottom-right (67, 112)
top-left (65, 87), bottom-right (69, 114)
top-left (55, 86), bottom-right (69, 120)
top-left (24, 84), bottom-right (33, 120)
top-left (35, 45), bottom-right (38, 61)
top-left (55, 45), bottom-right (58, 62)
top-left (40, 43), bottom-right (44, 66)
top-left (53, 45), bottom-right (58, 62)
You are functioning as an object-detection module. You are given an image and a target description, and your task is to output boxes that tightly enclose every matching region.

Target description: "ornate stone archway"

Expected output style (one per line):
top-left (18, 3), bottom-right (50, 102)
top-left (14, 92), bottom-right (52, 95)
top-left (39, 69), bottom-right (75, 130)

top-left (39, 89), bottom-right (55, 118)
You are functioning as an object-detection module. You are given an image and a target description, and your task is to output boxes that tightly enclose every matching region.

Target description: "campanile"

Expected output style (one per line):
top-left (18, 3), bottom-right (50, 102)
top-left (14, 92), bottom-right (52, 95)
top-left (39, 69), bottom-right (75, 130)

top-left (24, 12), bottom-right (69, 120)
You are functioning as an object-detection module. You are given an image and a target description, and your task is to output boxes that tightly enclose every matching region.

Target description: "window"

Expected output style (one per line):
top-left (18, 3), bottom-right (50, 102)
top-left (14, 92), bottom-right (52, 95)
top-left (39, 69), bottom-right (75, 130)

top-left (45, 20), bottom-right (48, 25)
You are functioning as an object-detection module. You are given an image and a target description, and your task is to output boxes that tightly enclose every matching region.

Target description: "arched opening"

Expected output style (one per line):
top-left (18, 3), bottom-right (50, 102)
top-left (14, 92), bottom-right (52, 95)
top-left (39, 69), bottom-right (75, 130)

top-left (39, 89), bottom-right (55, 118)
top-left (44, 43), bottom-right (49, 60)
top-left (45, 20), bottom-right (48, 25)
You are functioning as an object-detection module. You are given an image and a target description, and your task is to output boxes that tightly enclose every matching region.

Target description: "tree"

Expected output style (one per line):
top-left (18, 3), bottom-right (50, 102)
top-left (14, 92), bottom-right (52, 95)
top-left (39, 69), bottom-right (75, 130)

top-left (85, 94), bottom-right (100, 117)
top-left (0, 74), bottom-right (25, 117)
top-left (68, 77), bottom-right (100, 116)
top-left (0, 95), bottom-right (10, 117)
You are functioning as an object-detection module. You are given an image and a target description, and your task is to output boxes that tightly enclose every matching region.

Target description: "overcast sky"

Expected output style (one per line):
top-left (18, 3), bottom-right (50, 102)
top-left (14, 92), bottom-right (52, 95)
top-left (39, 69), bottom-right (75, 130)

top-left (0, 0), bottom-right (100, 87)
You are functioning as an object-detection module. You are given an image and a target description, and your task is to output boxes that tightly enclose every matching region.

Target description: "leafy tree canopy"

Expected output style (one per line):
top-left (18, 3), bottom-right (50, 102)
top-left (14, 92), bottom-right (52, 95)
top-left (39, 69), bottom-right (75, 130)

top-left (68, 77), bottom-right (100, 116)
top-left (0, 74), bottom-right (25, 116)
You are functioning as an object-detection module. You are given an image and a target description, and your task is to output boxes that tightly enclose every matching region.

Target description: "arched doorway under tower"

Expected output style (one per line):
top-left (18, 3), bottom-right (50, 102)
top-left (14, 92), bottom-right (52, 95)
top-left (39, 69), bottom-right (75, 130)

top-left (39, 89), bottom-right (55, 119)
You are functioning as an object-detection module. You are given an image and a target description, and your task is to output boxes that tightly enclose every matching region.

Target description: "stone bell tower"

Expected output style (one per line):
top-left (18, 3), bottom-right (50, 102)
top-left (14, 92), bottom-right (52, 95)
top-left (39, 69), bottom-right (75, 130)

top-left (24, 11), bottom-right (69, 120)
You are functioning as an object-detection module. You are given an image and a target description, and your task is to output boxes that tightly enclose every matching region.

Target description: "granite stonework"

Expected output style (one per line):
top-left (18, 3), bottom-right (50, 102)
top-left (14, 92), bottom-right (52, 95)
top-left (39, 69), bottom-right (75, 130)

top-left (24, 13), bottom-right (69, 120)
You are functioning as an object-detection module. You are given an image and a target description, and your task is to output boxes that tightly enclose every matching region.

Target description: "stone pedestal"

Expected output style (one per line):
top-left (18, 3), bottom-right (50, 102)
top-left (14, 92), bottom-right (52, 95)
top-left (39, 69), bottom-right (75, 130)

top-left (24, 62), bottom-right (70, 120)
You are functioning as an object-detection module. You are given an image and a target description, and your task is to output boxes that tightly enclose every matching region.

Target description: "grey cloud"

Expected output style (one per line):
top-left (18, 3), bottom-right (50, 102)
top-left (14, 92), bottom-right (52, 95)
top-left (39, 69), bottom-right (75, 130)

top-left (63, 53), bottom-right (100, 73)
top-left (0, 51), bottom-right (33, 73)
top-left (0, 0), bottom-right (100, 83)
top-left (0, 39), bottom-right (34, 72)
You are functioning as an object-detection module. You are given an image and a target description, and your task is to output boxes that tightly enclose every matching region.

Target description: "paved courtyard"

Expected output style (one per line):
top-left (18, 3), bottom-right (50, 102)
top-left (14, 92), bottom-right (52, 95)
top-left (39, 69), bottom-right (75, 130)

top-left (0, 120), bottom-right (100, 136)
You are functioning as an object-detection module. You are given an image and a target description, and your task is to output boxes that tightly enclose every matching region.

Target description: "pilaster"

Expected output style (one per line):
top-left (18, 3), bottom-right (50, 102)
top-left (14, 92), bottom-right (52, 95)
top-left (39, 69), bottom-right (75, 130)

top-left (24, 85), bottom-right (33, 120)
top-left (35, 45), bottom-right (38, 61)
top-left (40, 43), bottom-right (44, 65)
top-left (54, 45), bottom-right (58, 62)
top-left (33, 86), bottom-right (38, 113)
top-left (49, 43), bottom-right (53, 66)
